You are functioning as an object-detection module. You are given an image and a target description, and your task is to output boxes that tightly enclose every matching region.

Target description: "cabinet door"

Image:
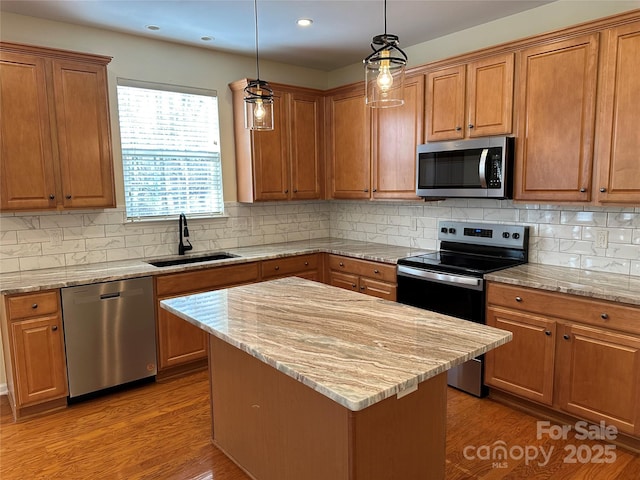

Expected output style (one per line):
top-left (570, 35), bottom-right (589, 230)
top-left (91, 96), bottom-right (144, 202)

top-left (12, 315), bottom-right (68, 406)
top-left (485, 307), bottom-right (556, 406)
top-left (596, 21), bottom-right (640, 204)
top-left (425, 65), bottom-right (465, 141)
top-left (52, 59), bottom-right (115, 208)
top-left (289, 92), bottom-right (322, 200)
top-left (467, 53), bottom-right (514, 137)
top-left (371, 74), bottom-right (423, 199)
top-left (328, 271), bottom-right (359, 293)
top-left (327, 87), bottom-right (370, 199)
top-left (556, 323), bottom-right (640, 436)
top-left (0, 51), bottom-right (57, 210)
top-left (252, 92), bottom-right (289, 200)
top-left (360, 277), bottom-right (397, 301)
top-left (157, 305), bottom-right (208, 370)
top-left (514, 34), bottom-right (599, 202)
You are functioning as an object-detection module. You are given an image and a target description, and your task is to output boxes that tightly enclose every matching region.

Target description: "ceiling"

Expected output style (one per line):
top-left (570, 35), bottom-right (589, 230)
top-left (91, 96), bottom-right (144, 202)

top-left (1, 1), bottom-right (555, 71)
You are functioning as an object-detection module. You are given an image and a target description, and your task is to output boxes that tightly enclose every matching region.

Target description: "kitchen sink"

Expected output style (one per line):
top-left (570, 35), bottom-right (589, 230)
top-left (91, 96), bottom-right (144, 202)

top-left (147, 252), bottom-right (239, 268)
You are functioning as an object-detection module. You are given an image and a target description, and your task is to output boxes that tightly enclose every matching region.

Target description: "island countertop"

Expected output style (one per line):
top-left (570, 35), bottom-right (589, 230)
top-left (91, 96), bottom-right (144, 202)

top-left (161, 277), bottom-right (512, 411)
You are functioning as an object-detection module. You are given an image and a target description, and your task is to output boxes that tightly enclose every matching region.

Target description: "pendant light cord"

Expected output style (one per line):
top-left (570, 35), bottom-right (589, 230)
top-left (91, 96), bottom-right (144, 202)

top-left (254, 0), bottom-right (261, 80)
top-left (383, 0), bottom-right (387, 35)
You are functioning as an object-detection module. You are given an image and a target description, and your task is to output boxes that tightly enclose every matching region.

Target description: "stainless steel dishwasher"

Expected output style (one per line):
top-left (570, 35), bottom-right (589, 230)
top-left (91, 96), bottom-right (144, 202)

top-left (61, 276), bottom-right (157, 398)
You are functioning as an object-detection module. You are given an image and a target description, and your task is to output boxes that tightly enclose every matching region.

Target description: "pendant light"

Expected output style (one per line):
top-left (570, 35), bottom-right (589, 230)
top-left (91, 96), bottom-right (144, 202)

top-left (244, 0), bottom-right (274, 130)
top-left (363, 0), bottom-right (407, 108)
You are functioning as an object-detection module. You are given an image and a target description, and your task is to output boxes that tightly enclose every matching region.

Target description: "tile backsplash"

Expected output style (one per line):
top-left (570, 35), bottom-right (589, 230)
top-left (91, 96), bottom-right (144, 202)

top-left (1, 199), bottom-right (639, 277)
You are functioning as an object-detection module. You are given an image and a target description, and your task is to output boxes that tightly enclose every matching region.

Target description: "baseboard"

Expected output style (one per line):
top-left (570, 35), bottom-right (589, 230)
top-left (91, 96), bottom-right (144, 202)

top-left (0, 383), bottom-right (7, 396)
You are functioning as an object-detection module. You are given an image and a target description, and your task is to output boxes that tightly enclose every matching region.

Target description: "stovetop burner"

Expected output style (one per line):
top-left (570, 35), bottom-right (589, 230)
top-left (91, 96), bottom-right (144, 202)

top-left (398, 250), bottom-right (526, 276)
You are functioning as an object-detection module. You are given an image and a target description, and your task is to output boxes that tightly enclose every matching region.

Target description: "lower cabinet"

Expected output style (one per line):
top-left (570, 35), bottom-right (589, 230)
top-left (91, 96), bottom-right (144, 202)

top-left (485, 282), bottom-right (640, 437)
top-left (155, 262), bottom-right (260, 377)
top-left (261, 253), bottom-right (321, 282)
top-left (0, 290), bottom-right (68, 420)
top-left (326, 255), bottom-right (397, 301)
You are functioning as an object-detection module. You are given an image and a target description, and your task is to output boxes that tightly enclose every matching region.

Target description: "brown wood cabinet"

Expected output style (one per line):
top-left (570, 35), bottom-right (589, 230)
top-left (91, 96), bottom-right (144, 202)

top-left (595, 20), bottom-right (640, 204)
top-left (486, 282), bottom-right (640, 437)
top-left (0, 290), bottom-right (68, 420)
top-left (261, 253), bottom-right (321, 282)
top-left (326, 255), bottom-right (396, 301)
top-left (514, 34), bottom-right (599, 202)
top-left (371, 74), bottom-right (424, 200)
top-left (425, 53), bottom-right (514, 141)
top-left (230, 79), bottom-right (324, 202)
top-left (326, 84), bottom-right (371, 199)
top-left (155, 262), bottom-right (259, 377)
top-left (0, 42), bottom-right (115, 211)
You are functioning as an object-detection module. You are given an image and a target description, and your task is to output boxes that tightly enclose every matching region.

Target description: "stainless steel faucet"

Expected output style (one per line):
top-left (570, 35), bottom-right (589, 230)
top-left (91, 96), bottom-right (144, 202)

top-left (178, 213), bottom-right (193, 255)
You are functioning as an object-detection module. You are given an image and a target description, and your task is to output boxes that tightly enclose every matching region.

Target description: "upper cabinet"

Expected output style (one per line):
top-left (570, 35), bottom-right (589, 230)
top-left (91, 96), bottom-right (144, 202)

top-left (425, 53), bottom-right (514, 141)
top-left (325, 84), bottom-right (371, 199)
top-left (371, 74), bottom-right (424, 200)
top-left (0, 43), bottom-right (115, 211)
top-left (595, 20), bottom-right (640, 204)
top-left (514, 34), bottom-right (599, 202)
top-left (230, 79), bottom-right (324, 203)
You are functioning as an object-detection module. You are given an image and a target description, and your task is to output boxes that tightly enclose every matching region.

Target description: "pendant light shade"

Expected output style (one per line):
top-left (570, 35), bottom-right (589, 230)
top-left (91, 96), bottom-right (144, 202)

top-left (244, 0), bottom-right (274, 130)
top-left (363, 1), bottom-right (407, 108)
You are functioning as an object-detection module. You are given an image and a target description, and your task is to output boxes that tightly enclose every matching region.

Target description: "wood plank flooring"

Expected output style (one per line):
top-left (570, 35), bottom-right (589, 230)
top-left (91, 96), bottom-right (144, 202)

top-left (1, 370), bottom-right (638, 479)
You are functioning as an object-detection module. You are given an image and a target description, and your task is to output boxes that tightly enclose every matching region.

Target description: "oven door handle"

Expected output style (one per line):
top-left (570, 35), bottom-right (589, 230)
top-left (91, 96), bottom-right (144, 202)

top-left (397, 265), bottom-right (482, 288)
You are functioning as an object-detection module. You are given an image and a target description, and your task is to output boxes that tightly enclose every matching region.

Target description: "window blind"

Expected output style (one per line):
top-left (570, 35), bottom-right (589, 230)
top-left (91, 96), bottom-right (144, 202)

top-left (117, 81), bottom-right (224, 220)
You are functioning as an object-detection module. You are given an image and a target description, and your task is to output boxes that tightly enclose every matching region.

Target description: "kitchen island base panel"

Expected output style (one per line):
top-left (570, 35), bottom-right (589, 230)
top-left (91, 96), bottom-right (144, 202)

top-left (209, 336), bottom-right (447, 480)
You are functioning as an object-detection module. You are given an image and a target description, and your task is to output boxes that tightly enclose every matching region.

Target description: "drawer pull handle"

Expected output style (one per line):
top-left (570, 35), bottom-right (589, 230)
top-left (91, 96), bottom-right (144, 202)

top-left (544, 330), bottom-right (552, 336)
top-left (51, 325), bottom-right (58, 331)
top-left (351, 283), bottom-right (356, 288)
top-left (515, 296), bottom-right (522, 302)
top-left (563, 334), bottom-right (570, 340)
top-left (274, 266), bottom-right (280, 270)
top-left (31, 303), bottom-right (38, 309)
top-left (360, 286), bottom-right (365, 290)
top-left (374, 269), bottom-right (379, 274)
top-left (339, 262), bottom-right (344, 267)
top-left (304, 262), bottom-right (309, 266)
top-left (600, 313), bottom-right (608, 320)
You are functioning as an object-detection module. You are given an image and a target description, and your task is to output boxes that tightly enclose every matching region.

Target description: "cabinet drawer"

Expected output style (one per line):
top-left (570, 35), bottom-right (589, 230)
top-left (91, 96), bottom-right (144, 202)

top-left (328, 271), bottom-right (359, 292)
top-left (361, 278), bottom-right (397, 301)
top-left (328, 255), bottom-right (396, 282)
top-left (487, 282), bottom-right (640, 335)
top-left (261, 254), bottom-right (319, 280)
top-left (7, 291), bottom-right (59, 320)
top-left (156, 262), bottom-right (259, 297)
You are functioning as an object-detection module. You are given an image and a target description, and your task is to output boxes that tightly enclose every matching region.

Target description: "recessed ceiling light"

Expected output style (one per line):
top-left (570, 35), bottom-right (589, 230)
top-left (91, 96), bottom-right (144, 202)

top-left (201, 36), bottom-right (214, 42)
top-left (296, 18), bottom-right (313, 27)
top-left (146, 25), bottom-right (160, 31)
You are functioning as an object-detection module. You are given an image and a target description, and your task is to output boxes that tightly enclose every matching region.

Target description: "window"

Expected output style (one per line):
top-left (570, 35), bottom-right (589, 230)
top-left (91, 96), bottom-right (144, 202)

top-left (116, 79), bottom-right (224, 220)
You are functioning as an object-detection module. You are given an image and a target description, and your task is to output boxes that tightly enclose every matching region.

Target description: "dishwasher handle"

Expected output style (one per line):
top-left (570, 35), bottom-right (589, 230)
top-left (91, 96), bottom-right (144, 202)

top-left (100, 292), bottom-right (121, 300)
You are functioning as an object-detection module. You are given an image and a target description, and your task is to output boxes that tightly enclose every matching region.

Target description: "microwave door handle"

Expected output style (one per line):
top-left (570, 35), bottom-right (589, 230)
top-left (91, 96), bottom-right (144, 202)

top-left (478, 148), bottom-right (489, 188)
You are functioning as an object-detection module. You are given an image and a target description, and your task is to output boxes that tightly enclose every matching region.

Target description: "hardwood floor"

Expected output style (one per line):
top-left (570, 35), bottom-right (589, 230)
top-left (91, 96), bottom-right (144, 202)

top-left (1, 371), bottom-right (638, 479)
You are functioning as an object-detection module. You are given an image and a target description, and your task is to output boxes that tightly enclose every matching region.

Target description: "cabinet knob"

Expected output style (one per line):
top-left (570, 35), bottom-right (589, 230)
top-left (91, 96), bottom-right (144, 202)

top-left (374, 269), bottom-right (379, 274)
top-left (304, 261), bottom-right (309, 266)
top-left (455, 126), bottom-right (462, 131)
top-left (563, 334), bottom-right (570, 340)
top-left (580, 188), bottom-right (586, 193)
top-left (49, 194), bottom-right (55, 200)
top-left (600, 313), bottom-right (609, 320)
top-left (515, 296), bottom-right (522, 302)
top-left (544, 330), bottom-right (552, 336)
top-left (65, 194), bottom-right (72, 200)
top-left (373, 188), bottom-right (377, 193)
top-left (293, 189), bottom-right (298, 193)
top-left (468, 124), bottom-right (474, 129)
top-left (600, 187), bottom-right (606, 193)
top-left (351, 283), bottom-right (357, 288)
top-left (339, 262), bottom-right (344, 267)
top-left (51, 325), bottom-right (58, 331)
top-left (360, 285), bottom-right (365, 290)
top-left (364, 188), bottom-right (369, 193)
top-left (31, 303), bottom-right (38, 309)
top-left (274, 266), bottom-right (280, 270)
top-left (284, 189), bottom-right (289, 194)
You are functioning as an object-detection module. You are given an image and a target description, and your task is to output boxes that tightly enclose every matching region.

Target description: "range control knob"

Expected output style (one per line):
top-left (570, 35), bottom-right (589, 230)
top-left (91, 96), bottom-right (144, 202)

top-left (448, 228), bottom-right (456, 234)
top-left (441, 227), bottom-right (448, 234)
top-left (512, 232), bottom-right (520, 240)
top-left (502, 232), bottom-right (510, 239)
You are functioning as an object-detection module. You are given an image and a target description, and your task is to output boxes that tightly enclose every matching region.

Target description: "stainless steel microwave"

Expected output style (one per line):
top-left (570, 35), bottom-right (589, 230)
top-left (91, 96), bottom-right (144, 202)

top-left (416, 136), bottom-right (514, 199)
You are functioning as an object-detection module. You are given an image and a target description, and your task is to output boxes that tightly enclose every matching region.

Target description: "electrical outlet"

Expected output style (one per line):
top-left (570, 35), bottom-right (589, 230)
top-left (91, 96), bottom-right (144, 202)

top-left (595, 230), bottom-right (608, 249)
top-left (49, 229), bottom-right (63, 247)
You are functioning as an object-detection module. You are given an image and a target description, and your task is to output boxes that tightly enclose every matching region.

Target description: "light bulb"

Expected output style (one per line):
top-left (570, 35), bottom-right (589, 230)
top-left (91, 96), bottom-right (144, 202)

top-left (254, 99), bottom-right (266, 120)
top-left (376, 51), bottom-right (393, 93)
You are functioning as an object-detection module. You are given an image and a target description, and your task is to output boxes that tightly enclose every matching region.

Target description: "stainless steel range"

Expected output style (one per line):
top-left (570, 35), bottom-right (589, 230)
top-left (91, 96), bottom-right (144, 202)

top-left (397, 221), bottom-right (529, 397)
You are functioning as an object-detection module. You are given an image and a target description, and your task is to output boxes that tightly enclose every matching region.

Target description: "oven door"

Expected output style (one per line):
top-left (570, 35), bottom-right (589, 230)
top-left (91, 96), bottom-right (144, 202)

top-left (397, 265), bottom-right (487, 397)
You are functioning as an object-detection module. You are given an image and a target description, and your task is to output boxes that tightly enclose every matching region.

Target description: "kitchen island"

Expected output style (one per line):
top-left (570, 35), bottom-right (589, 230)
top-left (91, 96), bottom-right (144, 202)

top-left (160, 277), bottom-right (512, 480)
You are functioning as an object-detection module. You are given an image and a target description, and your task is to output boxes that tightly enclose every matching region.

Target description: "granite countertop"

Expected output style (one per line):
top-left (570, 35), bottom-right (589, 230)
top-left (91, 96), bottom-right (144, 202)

top-left (0, 238), bottom-right (430, 295)
top-left (485, 263), bottom-right (640, 307)
top-left (161, 277), bottom-right (512, 411)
